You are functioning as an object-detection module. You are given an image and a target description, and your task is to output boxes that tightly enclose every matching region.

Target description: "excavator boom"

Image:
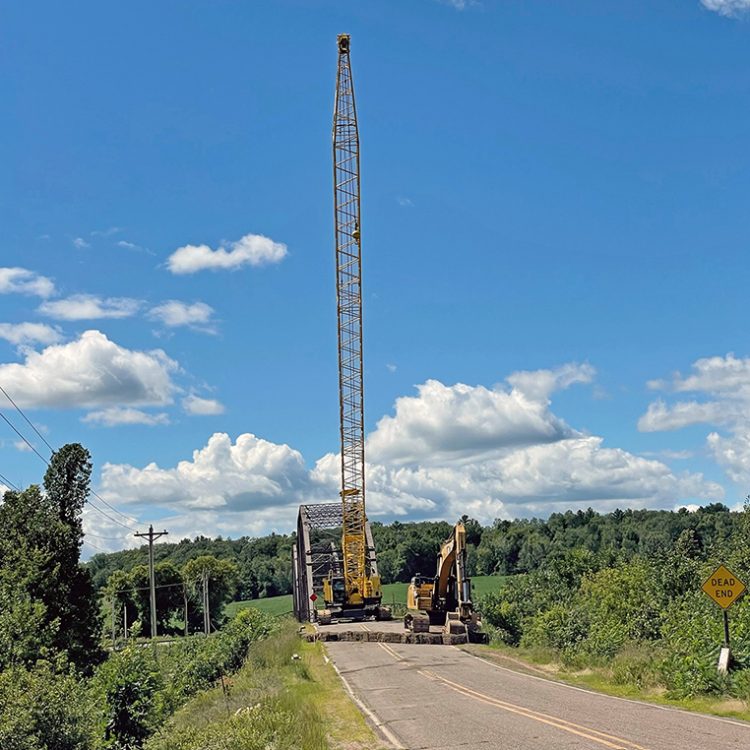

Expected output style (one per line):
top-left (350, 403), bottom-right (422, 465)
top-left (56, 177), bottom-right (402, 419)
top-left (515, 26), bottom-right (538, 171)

top-left (405, 522), bottom-right (488, 642)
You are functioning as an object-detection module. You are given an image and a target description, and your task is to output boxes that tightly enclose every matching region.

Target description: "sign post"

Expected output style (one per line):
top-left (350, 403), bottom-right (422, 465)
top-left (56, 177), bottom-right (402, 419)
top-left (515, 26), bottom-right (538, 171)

top-left (701, 564), bottom-right (746, 673)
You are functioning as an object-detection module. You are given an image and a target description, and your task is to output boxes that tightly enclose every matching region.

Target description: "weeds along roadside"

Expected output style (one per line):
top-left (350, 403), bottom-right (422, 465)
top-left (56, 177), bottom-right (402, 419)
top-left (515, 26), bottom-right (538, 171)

top-left (0, 608), bottom-right (277, 749)
top-left (0, 607), bottom-right (382, 750)
top-left (144, 626), bottom-right (333, 750)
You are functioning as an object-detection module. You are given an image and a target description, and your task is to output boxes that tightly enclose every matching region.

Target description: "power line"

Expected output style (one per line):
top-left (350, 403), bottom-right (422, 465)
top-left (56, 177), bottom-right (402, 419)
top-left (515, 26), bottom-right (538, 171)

top-left (0, 470), bottom-right (19, 491)
top-left (83, 529), bottom-right (127, 542)
top-left (83, 538), bottom-right (108, 553)
top-left (0, 384), bottom-right (54, 453)
top-left (0, 384), bottom-right (145, 532)
top-left (0, 409), bottom-right (49, 465)
top-left (112, 582), bottom-right (186, 595)
top-left (90, 488), bottom-right (140, 525)
top-left (84, 502), bottom-right (139, 532)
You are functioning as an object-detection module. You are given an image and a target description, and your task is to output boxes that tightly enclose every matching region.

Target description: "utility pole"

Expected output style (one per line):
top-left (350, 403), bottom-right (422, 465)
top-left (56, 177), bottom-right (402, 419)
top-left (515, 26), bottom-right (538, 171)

top-left (134, 525), bottom-right (168, 639)
top-left (183, 583), bottom-right (189, 637)
top-left (202, 570), bottom-right (210, 635)
top-left (111, 596), bottom-right (116, 648)
top-left (123, 603), bottom-right (128, 642)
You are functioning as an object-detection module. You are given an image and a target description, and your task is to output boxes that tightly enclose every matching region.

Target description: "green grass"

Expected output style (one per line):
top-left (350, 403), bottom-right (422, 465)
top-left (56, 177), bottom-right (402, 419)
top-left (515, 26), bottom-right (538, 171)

top-left (225, 595), bottom-right (293, 618)
top-left (145, 624), bottom-right (385, 750)
top-left (226, 575), bottom-right (507, 618)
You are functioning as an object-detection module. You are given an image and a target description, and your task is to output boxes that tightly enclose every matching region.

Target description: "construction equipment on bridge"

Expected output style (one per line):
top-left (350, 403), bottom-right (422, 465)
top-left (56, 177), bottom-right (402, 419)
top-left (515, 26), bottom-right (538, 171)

top-left (292, 34), bottom-right (387, 625)
top-left (292, 502), bottom-right (380, 623)
top-left (404, 522), bottom-right (489, 644)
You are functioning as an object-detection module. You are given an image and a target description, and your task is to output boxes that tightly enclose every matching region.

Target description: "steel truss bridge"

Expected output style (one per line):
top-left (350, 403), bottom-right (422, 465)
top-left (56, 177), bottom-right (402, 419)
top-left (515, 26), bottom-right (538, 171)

top-left (292, 502), bottom-right (379, 622)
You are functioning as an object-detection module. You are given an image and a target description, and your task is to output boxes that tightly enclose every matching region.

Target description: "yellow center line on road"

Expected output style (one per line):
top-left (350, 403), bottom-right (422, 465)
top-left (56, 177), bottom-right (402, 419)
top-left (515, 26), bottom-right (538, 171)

top-left (419, 670), bottom-right (652, 750)
top-left (378, 642), bottom-right (404, 661)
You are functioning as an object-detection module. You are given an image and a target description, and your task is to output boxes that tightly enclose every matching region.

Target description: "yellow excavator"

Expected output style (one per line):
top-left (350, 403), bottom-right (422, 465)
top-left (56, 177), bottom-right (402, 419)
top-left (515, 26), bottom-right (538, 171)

top-left (404, 522), bottom-right (489, 643)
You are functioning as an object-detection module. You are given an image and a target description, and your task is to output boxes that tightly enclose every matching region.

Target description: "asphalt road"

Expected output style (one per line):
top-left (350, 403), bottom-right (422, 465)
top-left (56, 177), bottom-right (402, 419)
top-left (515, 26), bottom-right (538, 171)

top-left (325, 634), bottom-right (750, 750)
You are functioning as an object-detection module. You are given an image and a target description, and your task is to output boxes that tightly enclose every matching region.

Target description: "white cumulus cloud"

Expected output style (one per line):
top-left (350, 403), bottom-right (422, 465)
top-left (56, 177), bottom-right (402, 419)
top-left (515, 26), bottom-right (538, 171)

top-left (0, 330), bottom-right (178, 409)
top-left (99, 364), bottom-right (719, 538)
top-left (0, 322), bottom-right (62, 347)
top-left (638, 399), bottom-right (729, 432)
top-left (0, 268), bottom-right (56, 298)
top-left (38, 294), bottom-right (142, 321)
top-left (83, 407), bottom-right (170, 427)
top-left (641, 353), bottom-right (750, 486)
top-left (182, 395), bottom-right (225, 416)
top-left (166, 233), bottom-right (287, 274)
top-left (367, 363), bottom-right (592, 465)
top-left (701, 0), bottom-right (750, 17)
top-left (101, 432), bottom-right (310, 511)
top-left (148, 300), bottom-right (216, 332)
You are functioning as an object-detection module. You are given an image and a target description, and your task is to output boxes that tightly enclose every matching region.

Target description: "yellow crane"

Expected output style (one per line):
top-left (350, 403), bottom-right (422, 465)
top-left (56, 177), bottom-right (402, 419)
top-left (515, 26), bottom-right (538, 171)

top-left (320, 34), bottom-right (387, 623)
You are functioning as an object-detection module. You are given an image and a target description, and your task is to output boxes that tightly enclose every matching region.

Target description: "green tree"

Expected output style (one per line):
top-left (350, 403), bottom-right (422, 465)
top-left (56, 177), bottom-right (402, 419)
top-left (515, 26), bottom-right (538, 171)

top-left (43, 444), bottom-right (103, 669)
top-left (182, 556), bottom-right (239, 630)
top-left (0, 444), bottom-right (103, 671)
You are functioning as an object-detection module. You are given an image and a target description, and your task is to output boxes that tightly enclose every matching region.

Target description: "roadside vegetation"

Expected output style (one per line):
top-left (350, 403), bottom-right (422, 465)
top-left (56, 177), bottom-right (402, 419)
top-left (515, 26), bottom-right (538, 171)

top-left (146, 623), bottom-right (382, 750)
top-left (5, 440), bottom-right (750, 746)
top-left (0, 443), bottom-right (381, 749)
top-left (476, 503), bottom-right (750, 713)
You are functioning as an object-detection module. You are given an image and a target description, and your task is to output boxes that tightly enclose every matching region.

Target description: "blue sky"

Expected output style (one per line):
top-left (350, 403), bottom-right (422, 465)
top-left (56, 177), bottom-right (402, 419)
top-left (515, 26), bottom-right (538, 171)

top-left (2, 0), bottom-right (750, 553)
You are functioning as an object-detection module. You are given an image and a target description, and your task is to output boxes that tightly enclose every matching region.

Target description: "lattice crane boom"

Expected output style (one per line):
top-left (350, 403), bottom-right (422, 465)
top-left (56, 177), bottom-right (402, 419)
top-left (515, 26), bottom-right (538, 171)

top-left (333, 33), bottom-right (373, 607)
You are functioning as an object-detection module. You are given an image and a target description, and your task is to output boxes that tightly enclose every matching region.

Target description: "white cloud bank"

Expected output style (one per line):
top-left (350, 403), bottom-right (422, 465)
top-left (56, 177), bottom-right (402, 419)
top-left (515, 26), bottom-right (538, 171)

top-left (640, 353), bottom-right (750, 487)
top-left (38, 294), bottom-right (142, 321)
top-left (367, 364), bottom-right (594, 465)
top-left (148, 301), bottom-right (216, 332)
top-left (0, 323), bottom-right (62, 347)
top-left (99, 364), bottom-right (719, 539)
top-left (0, 268), bottom-right (55, 298)
top-left (0, 330), bottom-right (178, 409)
top-left (167, 233), bottom-right (287, 275)
top-left (182, 395), bottom-right (225, 416)
top-left (701, 0), bottom-right (750, 17)
top-left (83, 407), bottom-right (170, 427)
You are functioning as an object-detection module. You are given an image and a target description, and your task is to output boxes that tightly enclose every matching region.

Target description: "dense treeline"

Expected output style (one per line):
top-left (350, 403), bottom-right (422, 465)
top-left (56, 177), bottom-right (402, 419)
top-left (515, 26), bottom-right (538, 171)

top-left (88, 532), bottom-right (293, 602)
top-left (104, 555), bottom-right (239, 637)
top-left (479, 504), bottom-right (750, 699)
top-left (1, 608), bottom-right (276, 749)
top-left (0, 442), bottom-right (282, 749)
top-left (89, 504), bottom-right (745, 603)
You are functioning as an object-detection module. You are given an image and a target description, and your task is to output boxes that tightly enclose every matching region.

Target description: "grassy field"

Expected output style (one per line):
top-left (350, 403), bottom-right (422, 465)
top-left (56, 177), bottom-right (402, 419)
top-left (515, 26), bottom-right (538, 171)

top-left (225, 574), bottom-right (506, 619)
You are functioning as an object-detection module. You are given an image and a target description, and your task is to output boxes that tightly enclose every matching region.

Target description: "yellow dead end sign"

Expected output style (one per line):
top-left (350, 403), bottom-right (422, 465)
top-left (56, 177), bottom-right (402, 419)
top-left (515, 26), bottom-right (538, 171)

top-left (701, 565), bottom-right (746, 610)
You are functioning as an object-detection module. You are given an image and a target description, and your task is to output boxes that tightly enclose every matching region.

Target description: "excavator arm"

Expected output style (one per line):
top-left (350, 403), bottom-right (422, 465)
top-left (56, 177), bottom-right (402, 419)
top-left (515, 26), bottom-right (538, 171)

top-left (405, 522), bottom-right (488, 642)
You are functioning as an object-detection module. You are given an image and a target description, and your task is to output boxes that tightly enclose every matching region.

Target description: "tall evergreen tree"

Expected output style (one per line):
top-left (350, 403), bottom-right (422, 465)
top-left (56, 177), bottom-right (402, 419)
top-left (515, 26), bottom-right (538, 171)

top-left (42, 443), bottom-right (103, 670)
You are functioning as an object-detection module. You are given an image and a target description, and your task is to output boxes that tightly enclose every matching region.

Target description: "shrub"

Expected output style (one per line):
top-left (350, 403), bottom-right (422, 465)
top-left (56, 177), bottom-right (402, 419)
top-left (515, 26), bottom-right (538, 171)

top-left (731, 668), bottom-right (750, 702)
top-left (0, 662), bottom-right (97, 750)
top-left (610, 644), bottom-right (662, 689)
top-left (92, 643), bottom-right (164, 749)
top-left (522, 604), bottom-right (589, 654)
top-left (577, 560), bottom-right (663, 657)
top-left (479, 592), bottom-right (523, 645)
